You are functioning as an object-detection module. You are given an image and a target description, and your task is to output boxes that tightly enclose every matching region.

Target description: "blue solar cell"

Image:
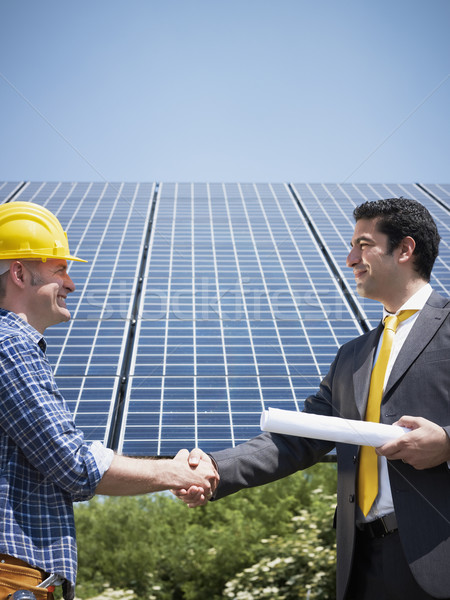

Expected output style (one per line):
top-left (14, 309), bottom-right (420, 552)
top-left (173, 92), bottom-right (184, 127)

top-left (228, 388), bottom-right (262, 400)
top-left (197, 389), bottom-right (228, 399)
top-left (125, 427), bottom-right (163, 440)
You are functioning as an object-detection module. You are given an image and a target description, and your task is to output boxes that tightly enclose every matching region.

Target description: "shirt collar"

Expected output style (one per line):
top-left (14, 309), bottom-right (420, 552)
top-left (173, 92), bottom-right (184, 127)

top-left (382, 282), bottom-right (433, 320)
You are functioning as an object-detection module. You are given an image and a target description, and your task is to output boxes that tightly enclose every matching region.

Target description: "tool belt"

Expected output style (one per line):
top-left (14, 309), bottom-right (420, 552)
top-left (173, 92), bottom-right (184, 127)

top-left (0, 554), bottom-right (53, 600)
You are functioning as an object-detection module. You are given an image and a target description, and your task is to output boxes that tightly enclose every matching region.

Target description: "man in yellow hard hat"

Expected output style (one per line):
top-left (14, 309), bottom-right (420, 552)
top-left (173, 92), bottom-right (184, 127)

top-left (0, 202), bottom-right (219, 600)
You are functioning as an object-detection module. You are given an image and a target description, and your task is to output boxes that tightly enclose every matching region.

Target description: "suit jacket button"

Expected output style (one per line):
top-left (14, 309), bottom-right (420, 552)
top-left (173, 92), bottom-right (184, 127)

top-left (349, 494), bottom-right (355, 503)
top-left (353, 455), bottom-right (357, 463)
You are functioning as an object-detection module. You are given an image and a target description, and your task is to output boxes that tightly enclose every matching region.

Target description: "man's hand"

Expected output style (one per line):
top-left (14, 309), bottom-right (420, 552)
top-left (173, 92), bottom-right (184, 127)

top-left (376, 416), bottom-right (450, 469)
top-left (172, 448), bottom-right (218, 507)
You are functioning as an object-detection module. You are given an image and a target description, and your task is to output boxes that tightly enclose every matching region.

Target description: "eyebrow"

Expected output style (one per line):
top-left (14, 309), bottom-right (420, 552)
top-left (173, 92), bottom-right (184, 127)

top-left (350, 235), bottom-right (374, 248)
top-left (51, 263), bottom-right (68, 272)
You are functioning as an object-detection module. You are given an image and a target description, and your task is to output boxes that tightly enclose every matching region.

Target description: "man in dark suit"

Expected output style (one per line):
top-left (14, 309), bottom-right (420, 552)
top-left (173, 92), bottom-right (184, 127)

top-left (176, 197), bottom-right (450, 600)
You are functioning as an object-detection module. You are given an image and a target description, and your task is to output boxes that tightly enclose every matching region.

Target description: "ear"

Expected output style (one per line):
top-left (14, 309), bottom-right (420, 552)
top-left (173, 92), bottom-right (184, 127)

top-left (397, 236), bottom-right (416, 264)
top-left (9, 261), bottom-right (27, 289)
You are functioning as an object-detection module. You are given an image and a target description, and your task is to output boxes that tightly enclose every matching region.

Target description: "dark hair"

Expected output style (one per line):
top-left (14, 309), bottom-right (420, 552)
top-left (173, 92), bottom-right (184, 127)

top-left (353, 197), bottom-right (440, 281)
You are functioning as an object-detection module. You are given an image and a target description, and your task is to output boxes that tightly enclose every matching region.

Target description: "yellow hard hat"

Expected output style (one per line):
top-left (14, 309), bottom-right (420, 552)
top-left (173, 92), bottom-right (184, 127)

top-left (0, 201), bottom-right (86, 263)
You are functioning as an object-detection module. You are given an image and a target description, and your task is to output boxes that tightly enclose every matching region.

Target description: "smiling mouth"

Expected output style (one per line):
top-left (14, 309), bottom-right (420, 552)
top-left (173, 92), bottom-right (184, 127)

top-left (354, 270), bottom-right (367, 281)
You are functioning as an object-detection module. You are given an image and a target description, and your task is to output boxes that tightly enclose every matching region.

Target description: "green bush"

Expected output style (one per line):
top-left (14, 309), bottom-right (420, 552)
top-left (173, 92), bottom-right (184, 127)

top-left (223, 487), bottom-right (336, 599)
top-left (73, 462), bottom-right (337, 599)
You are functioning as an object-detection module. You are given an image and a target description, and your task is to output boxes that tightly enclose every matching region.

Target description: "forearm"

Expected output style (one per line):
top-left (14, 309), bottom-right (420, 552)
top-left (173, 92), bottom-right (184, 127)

top-left (95, 455), bottom-right (174, 495)
top-left (212, 432), bottom-right (330, 500)
top-left (95, 451), bottom-right (218, 496)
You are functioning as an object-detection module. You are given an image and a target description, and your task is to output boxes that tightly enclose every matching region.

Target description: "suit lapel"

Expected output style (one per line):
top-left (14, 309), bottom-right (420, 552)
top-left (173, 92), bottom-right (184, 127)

top-left (385, 292), bottom-right (450, 396)
top-left (353, 323), bottom-right (383, 419)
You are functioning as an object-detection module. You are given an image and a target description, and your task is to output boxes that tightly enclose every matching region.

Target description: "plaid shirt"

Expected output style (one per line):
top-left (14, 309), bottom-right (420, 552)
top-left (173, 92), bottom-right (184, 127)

top-left (0, 309), bottom-right (113, 599)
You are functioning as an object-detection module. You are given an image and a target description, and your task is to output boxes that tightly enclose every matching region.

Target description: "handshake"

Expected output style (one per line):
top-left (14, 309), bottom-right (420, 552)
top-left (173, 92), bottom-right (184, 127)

top-left (172, 448), bottom-right (217, 507)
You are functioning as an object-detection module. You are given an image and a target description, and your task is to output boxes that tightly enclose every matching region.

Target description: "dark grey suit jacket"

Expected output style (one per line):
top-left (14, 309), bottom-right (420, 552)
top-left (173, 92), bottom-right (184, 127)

top-left (211, 291), bottom-right (450, 599)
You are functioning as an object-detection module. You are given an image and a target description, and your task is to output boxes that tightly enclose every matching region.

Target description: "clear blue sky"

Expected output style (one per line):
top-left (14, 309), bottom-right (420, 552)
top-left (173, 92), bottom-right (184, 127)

top-left (1, 0), bottom-right (449, 183)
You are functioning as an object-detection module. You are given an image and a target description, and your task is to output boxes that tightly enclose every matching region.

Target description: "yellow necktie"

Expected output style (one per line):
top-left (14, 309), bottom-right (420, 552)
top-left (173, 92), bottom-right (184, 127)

top-left (358, 309), bottom-right (418, 516)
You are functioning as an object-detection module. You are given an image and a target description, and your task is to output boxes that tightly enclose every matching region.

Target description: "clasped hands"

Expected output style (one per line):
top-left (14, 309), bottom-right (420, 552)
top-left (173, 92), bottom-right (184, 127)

top-left (172, 448), bottom-right (215, 507)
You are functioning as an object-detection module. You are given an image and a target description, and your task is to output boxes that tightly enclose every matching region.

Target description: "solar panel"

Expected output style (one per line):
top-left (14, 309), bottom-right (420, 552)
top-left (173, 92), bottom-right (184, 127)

top-left (417, 183), bottom-right (450, 209)
top-left (1, 182), bottom-right (449, 456)
top-left (0, 181), bottom-right (25, 201)
top-left (116, 182), bottom-right (362, 455)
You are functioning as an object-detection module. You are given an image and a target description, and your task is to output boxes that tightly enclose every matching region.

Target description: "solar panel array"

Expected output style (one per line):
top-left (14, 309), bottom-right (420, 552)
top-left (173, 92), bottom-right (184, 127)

top-left (1, 182), bottom-right (449, 456)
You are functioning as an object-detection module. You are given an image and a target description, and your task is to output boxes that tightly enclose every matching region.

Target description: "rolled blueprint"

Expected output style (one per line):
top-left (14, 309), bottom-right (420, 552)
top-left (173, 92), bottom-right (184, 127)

top-left (260, 407), bottom-right (411, 447)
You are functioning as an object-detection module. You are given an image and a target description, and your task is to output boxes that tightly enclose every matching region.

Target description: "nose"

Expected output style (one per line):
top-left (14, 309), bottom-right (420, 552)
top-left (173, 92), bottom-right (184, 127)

top-left (346, 246), bottom-right (361, 269)
top-left (64, 273), bottom-right (76, 293)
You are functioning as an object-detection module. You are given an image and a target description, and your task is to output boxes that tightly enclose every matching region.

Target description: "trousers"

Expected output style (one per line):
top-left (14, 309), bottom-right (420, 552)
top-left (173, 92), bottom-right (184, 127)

top-left (0, 555), bottom-right (53, 600)
top-left (346, 530), bottom-right (449, 600)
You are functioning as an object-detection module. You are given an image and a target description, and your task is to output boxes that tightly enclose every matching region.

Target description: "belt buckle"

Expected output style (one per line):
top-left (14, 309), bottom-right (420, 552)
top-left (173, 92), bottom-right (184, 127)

top-left (371, 513), bottom-right (397, 538)
top-left (378, 515), bottom-right (391, 537)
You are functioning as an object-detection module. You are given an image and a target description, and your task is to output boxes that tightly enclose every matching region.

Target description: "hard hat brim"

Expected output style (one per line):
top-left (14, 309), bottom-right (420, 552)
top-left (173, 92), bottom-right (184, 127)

top-left (0, 250), bottom-right (87, 263)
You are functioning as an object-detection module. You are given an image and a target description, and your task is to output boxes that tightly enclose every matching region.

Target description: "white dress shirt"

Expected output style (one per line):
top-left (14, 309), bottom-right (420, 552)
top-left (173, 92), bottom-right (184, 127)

top-left (361, 283), bottom-right (433, 522)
